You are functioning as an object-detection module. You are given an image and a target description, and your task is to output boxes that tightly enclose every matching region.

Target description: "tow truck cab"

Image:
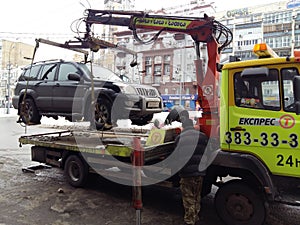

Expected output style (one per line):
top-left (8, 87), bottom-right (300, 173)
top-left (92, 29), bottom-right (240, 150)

top-left (204, 44), bottom-right (300, 225)
top-left (220, 44), bottom-right (300, 179)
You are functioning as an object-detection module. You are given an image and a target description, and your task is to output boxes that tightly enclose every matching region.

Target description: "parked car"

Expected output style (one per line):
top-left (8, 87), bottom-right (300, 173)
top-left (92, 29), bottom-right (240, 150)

top-left (12, 59), bottom-right (163, 130)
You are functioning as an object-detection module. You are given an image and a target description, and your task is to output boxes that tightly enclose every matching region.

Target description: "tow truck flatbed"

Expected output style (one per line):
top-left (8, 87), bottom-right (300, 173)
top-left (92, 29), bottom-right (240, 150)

top-left (19, 129), bottom-right (176, 160)
top-left (19, 128), bottom-right (178, 187)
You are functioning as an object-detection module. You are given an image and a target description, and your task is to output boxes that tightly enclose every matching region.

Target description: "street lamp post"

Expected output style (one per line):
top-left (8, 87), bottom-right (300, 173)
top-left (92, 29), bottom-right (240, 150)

top-left (6, 43), bottom-right (15, 114)
top-left (6, 64), bottom-right (11, 114)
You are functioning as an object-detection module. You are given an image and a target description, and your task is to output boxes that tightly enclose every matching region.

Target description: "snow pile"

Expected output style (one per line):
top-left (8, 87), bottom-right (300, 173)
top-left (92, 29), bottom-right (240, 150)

top-left (1, 107), bottom-right (199, 131)
top-left (0, 108), bottom-right (18, 117)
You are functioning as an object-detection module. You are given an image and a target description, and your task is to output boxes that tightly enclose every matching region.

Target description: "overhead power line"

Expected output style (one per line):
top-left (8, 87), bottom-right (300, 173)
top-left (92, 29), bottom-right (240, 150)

top-left (0, 32), bottom-right (75, 40)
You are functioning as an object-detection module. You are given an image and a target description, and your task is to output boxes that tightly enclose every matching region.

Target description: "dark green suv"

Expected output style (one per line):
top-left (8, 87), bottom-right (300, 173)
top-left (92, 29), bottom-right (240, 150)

top-left (12, 60), bottom-right (163, 129)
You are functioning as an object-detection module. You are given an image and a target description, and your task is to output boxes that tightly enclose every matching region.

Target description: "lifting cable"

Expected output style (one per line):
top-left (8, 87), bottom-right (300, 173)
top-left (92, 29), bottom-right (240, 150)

top-left (17, 39), bottom-right (40, 133)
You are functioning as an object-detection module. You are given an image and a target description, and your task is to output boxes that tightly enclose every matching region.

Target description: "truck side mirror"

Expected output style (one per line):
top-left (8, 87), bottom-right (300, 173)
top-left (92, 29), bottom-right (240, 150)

top-left (293, 76), bottom-right (300, 115)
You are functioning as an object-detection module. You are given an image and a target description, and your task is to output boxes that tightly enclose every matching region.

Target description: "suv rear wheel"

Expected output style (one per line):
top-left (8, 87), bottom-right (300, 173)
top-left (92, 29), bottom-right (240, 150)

top-left (19, 98), bottom-right (41, 124)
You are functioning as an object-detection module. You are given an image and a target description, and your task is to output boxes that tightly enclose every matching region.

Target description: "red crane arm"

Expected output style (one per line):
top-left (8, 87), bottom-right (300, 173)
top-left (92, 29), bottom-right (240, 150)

top-left (85, 9), bottom-right (232, 138)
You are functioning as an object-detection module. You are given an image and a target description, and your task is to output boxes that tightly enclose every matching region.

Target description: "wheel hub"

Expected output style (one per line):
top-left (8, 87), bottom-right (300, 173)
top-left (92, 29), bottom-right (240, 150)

top-left (226, 194), bottom-right (254, 221)
top-left (69, 161), bottom-right (80, 182)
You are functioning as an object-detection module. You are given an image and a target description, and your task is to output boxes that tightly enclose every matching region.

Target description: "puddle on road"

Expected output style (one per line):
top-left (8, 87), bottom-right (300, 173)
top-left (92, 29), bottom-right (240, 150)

top-left (34, 168), bottom-right (65, 182)
top-left (0, 156), bottom-right (25, 188)
top-left (0, 156), bottom-right (22, 168)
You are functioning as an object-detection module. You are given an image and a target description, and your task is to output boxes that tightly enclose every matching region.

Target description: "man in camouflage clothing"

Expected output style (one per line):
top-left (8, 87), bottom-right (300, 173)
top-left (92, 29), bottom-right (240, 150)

top-left (175, 117), bottom-right (208, 225)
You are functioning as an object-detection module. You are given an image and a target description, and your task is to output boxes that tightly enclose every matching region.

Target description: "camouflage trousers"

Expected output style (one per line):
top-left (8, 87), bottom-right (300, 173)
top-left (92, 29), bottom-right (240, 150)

top-left (180, 176), bottom-right (203, 225)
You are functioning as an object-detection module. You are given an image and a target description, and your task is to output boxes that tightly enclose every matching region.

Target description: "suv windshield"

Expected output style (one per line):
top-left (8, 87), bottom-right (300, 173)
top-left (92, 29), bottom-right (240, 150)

top-left (79, 63), bottom-right (123, 82)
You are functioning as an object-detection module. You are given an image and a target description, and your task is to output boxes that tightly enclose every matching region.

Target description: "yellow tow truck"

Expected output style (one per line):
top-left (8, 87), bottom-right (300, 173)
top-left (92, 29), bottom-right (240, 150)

top-left (17, 9), bottom-right (300, 225)
top-left (209, 43), bottom-right (300, 225)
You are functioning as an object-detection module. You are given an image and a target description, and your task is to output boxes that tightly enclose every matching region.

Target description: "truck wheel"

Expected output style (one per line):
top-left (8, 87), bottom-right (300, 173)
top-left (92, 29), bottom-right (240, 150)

top-left (20, 98), bottom-right (41, 124)
top-left (215, 180), bottom-right (267, 225)
top-left (64, 155), bottom-right (89, 187)
top-left (90, 99), bottom-right (112, 130)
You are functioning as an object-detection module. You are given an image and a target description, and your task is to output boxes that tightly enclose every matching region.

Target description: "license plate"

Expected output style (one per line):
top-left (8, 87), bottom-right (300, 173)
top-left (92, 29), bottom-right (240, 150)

top-left (147, 101), bottom-right (159, 108)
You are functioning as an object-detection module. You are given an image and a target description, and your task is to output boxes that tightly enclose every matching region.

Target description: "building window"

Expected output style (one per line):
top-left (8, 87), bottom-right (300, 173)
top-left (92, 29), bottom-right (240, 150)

top-left (282, 36), bottom-right (290, 47)
top-left (187, 64), bottom-right (193, 72)
top-left (154, 65), bottom-right (161, 75)
top-left (154, 56), bottom-right (162, 64)
top-left (145, 66), bottom-right (152, 76)
top-left (185, 88), bottom-right (190, 94)
top-left (164, 55), bottom-right (171, 62)
top-left (145, 56), bottom-right (152, 65)
top-left (164, 64), bottom-right (170, 75)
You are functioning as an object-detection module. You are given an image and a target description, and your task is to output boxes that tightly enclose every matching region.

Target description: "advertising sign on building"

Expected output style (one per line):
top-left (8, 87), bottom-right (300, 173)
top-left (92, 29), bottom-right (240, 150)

top-left (287, 0), bottom-right (300, 8)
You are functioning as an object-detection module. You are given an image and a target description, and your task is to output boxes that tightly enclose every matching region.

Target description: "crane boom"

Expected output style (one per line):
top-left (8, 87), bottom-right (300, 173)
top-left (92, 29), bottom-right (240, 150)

top-left (85, 9), bottom-right (231, 50)
top-left (84, 9), bottom-right (232, 138)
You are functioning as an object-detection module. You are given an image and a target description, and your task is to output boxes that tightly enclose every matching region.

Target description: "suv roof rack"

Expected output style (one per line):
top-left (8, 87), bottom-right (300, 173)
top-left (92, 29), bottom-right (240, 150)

top-left (31, 59), bottom-right (65, 65)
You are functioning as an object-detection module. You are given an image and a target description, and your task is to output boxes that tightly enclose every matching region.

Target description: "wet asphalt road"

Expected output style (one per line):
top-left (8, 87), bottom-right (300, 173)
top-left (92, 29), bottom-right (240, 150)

top-left (0, 115), bottom-right (300, 225)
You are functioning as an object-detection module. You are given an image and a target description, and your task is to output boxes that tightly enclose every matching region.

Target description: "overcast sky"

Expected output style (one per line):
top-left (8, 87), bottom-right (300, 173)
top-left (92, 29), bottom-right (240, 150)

top-left (1, 0), bottom-right (282, 35)
top-left (0, 0), bottom-right (285, 60)
top-left (136, 0), bottom-right (283, 11)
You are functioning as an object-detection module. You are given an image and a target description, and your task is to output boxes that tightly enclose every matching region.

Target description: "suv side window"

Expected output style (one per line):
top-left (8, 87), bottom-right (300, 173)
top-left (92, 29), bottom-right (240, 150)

top-left (58, 63), bottom-right (80, 81)
top-left (22, 65), bottom-right (41, 80)
top-left (39, 63), bottom-right (57, 81)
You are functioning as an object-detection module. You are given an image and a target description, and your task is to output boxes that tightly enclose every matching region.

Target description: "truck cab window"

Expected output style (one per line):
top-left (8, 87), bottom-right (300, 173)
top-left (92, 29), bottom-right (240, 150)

top-left (234, 69), bottom-right (280, 110)
top-left (282, 68), bottom-right (298, 112)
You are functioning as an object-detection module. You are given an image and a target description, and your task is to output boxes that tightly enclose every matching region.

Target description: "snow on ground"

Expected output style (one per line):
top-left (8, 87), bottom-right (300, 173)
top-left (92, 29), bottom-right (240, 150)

top-left (0, 108), bottom-right (18, 117)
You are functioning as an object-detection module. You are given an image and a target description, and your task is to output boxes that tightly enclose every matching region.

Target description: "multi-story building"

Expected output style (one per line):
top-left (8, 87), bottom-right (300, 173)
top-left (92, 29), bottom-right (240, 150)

top-left (112, 1), bottom-right (216, 109)
top-left (216, 0), bottom-right (300, 59)
top-left (96, 0), bottom-right (136, 71)
top-left (111, 0), bottom-right (300, 109)
top-left (0, 40), bottom-right (34, 107)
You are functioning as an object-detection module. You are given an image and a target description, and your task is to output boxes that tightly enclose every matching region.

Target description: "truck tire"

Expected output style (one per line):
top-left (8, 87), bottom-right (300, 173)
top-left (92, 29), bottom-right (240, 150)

top-left (215, 179), bottom-right (267, 225)
top-left (19, 98), bottom-right (41, 124)
top-left (64, 155), bottom-right (89, 187)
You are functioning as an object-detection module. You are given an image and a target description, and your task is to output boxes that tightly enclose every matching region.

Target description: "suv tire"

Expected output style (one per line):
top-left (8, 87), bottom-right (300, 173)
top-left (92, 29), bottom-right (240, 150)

top-left (89, 98), bottom-right (112, 130)
top-left (20, 98), bottom-right (41, 124)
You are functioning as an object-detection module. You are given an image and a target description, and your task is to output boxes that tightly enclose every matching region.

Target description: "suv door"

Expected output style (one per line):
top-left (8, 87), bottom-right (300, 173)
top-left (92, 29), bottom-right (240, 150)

top-left (52, 62), bottom-right (85, 114)
top-left (34, 63), bottom-right (57, 111)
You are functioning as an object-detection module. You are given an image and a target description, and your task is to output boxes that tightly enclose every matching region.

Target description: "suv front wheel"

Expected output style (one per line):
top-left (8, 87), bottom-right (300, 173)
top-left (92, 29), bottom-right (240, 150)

top-left (19, 98), bottom-right (41, 124)
top-left (89, 98), bottom-right (112, 130)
